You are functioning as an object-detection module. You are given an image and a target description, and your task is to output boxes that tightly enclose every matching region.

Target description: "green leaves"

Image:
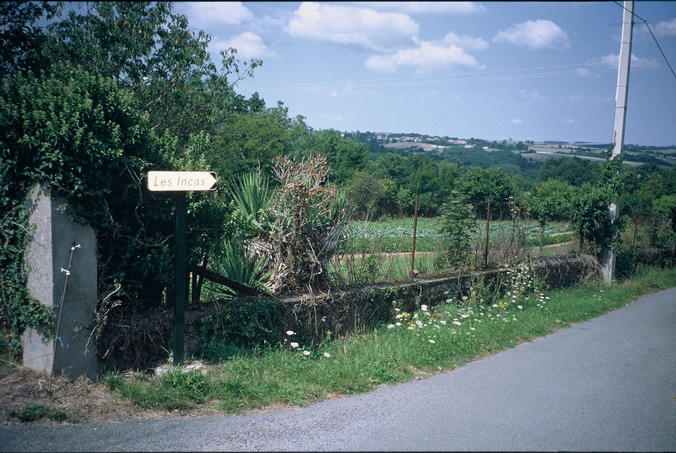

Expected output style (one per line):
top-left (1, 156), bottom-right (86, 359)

top-left (227, 172), bottom-right (273, 234)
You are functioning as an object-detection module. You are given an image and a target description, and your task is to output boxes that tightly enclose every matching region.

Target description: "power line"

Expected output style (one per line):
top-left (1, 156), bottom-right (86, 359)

top-left (613, 1), bottom-right (676, 80)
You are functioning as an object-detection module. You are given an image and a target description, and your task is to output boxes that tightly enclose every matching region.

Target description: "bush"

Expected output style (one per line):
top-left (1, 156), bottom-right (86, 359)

top-left (615, 248), bottom-right (635, 280)
top-left (198, 296), bottom-right (284, 360)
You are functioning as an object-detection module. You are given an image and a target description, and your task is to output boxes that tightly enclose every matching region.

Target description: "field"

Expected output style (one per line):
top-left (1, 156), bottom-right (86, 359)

top-left (331, 217), bottom-right (574, 283)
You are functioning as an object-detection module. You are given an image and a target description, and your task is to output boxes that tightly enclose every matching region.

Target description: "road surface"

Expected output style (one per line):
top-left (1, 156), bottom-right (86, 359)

top-left (2, 287), bottom-right (675, 451)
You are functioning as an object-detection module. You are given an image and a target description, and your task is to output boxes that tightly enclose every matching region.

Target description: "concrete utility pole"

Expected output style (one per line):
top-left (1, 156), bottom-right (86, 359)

top-left (601, 0), bottom-right (634, 284)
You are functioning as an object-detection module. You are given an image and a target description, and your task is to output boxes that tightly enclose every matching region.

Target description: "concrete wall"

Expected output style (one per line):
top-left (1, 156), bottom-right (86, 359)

top-left (22, 186), bottom-right (99, 380)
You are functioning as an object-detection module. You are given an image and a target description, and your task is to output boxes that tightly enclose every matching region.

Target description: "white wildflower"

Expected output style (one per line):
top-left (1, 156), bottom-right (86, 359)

top-left (428, 339), bottom-right (436, 344)
top-left (303, 350), bottom-right (311, 356)
top-left (421, 304), bottom-right (428, 312)
top-left (286, 330), bottom-right (295, 336)
top-left (323, 352), bottom-right (331, 358)
top-left (290, 342), bottom-right (299, 348)
top-left (387, 324), bottom-right (395, 329)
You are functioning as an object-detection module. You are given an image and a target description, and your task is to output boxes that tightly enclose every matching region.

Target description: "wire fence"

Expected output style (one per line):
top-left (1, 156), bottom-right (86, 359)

top-left (331, 193), bottom-right (577, 286)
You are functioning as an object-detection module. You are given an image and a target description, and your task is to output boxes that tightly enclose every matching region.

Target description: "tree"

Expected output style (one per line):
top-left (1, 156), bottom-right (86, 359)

top-left (457, 167), bottom-right (515, 219)
top-left (1, 63), bottom-right (175, 336)
top-left (537, 157), bottom-right (600, 186)
top-left (1, 1), bottom-right (278, 345)
top-left (292, 129), bottom-right (368, 185)
top-left (529, 180), bottom-right (575, 252)
top-left (571, 153), bottom-right (626, 258)
top-left (344, 171), bottom-right (391, 219)
top-left (0, 1), bottom-right (61, 73)
top-left (437, 194), bottom-right (477, 269)
top-left (213, 102), bottom-right (306, 180)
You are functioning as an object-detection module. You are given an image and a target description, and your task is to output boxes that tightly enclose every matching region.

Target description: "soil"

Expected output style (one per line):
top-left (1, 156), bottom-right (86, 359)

top-left (0, 364), bottom-right (219, 426)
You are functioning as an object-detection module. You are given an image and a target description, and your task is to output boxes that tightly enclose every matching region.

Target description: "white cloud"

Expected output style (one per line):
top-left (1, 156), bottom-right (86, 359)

top-left (218, 32), bottom-right (271, 59)
top-left (653, 18), bottom-right (676, 37)
top-left (361, 2), bottom-right (486, 15)
top-left (493, 19), bottom-right (569, 50)
top-left (520, 89), bottom-right (546, 101)
top-left (575, 67), bottom-right (593, 78)
top-left (286, 2), bottom-right (418, 50)
top-left (443, 32), bottom-right (489, 51)
top-left (330, 81), bottom-right (355, 98)
top-left (512, 118), bottom-right (523, 124)
top-left (182, 2), bottom-right (253, 26)
top-left (589, 53), bottom-right (660, 69)
top-left (366, 41), bottom-right (483, 73)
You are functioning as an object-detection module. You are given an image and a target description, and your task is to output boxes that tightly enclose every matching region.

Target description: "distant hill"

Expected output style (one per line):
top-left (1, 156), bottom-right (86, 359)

top-left (342, 131), bottom-right (675, 168)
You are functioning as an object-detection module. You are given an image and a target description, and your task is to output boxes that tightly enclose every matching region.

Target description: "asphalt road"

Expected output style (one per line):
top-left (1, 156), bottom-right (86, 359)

top-left (2, 287), bottom-right (675, 452)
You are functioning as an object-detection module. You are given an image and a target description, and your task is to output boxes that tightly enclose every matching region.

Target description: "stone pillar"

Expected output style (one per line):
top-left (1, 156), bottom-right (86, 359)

top-left (21, 186), bottom-right (99, 380)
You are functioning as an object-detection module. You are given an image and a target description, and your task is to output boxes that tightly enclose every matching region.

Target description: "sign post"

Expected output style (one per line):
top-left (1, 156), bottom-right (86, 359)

top-left (147, 171), bottom-right (216, 365)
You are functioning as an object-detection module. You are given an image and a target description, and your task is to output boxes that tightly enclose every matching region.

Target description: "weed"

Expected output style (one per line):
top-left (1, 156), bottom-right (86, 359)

top-left (9, 404), bottom-right (68, 423)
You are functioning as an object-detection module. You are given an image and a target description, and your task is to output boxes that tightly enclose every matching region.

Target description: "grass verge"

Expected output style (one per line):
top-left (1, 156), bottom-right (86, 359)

top-left (106, 266), bottom-right (676, 415)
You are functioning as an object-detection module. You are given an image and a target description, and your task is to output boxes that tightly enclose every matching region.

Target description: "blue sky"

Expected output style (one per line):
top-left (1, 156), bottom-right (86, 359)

top-left (173, 1), bottom-right (676, 146)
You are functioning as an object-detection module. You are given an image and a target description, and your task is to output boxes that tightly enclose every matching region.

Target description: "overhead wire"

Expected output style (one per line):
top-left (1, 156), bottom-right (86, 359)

top-left (612, 0), bottom-right (676, 80)
top-left (240, 62), bottom-right (622, 92)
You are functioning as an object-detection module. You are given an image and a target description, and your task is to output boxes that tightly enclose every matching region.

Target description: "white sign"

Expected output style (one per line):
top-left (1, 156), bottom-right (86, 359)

top-left (147, 171), bottom-right (217, 192)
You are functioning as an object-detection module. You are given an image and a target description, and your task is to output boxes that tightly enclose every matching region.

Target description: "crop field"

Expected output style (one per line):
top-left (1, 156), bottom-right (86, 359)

top-left (332, 217), bottom-right (574, 283)
top-left (341, 217), bottom-right (571, 254)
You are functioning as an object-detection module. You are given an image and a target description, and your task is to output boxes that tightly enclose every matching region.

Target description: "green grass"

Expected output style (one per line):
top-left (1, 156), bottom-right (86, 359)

top-left (106, 266), bottom-right (676, 415)
top-left (9, 404), bottom-right (71, 423)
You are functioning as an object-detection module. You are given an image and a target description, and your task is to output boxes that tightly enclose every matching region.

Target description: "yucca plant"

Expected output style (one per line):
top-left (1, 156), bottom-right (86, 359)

top-left (227, 172), bottom-right (274, 233)
top-left (212, 241), bottom-right (271, 297)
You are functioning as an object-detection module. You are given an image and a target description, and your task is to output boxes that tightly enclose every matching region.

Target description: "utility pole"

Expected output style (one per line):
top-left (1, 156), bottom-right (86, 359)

top-left (601, 0), bottom-right (633, 284)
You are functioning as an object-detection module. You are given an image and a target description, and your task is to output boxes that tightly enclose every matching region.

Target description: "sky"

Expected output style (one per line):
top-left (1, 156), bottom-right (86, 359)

top-left (172, 1), bottom-right (676, 146)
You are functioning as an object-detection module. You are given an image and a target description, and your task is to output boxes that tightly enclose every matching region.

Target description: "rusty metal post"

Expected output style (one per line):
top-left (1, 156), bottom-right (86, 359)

top-left (410, 194), bottom-right (419, 278)
top-left (484, 199), bottom-right (491, 268)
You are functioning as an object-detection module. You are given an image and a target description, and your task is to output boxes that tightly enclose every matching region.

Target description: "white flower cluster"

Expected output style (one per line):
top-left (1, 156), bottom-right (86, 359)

top-left (283, 329), bottom-right (332, 359)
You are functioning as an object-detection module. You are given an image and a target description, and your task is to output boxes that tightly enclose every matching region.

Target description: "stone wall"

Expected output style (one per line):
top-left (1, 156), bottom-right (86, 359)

top-left (278, 254), bottom-right (598, 344)
top-left (97, 254), bottom-right (598, 371)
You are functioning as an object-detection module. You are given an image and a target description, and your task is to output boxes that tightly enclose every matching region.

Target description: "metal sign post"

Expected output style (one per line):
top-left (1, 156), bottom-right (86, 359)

top-left (147, 171), bottom-right (216, 365)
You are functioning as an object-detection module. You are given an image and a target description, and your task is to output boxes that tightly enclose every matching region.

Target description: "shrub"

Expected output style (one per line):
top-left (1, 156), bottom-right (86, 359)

top-left (198, 296), bottom-right (284, 360)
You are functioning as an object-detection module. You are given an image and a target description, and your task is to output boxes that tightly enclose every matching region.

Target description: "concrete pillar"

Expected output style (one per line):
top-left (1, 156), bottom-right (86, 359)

top-left (21, 185), bottom-right (99, 380)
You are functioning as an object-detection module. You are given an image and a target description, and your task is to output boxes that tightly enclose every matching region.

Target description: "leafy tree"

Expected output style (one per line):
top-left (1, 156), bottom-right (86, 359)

top-left (529, 180), bottom-right (576, 252)
top-left (0, 1), bottom-right (61, 73)
top-left (344, 171), bottom-right (393, 219)
top-left (213, 102), bottom-right (306, 180)
top-left (371, 152), bottom-right (411, 188)
top-left (292, 129), bottom-right (368, 185)
top-left (1, 63), bottom-right (174, 336)
top-left (537, 157), bottom-right (600, 186)
top-left (457, 167), bottom-right (515, 219)
top-left (571, 153), bottom-right (626, 257)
